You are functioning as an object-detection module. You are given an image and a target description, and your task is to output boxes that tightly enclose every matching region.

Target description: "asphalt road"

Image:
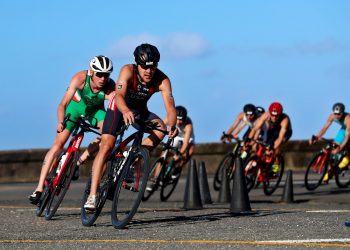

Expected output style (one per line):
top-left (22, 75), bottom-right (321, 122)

top-left (1, 171), bottom-right (350, 250)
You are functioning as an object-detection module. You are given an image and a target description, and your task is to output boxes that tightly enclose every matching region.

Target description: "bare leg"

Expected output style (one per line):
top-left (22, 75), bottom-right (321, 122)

top-left (89, 134), bottom-right (116, 196)
top-left (35, 130), bottom-right (71, 192)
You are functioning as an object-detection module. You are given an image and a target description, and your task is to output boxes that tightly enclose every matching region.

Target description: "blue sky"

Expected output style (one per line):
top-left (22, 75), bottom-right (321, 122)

top-left (1, 1), bottom-right (350, 150)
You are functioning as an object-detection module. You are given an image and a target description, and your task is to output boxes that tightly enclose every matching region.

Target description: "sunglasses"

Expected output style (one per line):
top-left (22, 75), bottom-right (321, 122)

top-left (139, 64), bottom-right (157, 70)
top-left (95, 72), bottom-right (110, 78)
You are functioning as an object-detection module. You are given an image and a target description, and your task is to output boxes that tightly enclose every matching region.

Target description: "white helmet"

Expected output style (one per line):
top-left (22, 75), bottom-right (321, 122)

top-left (90, 55), bottom-right (113, 73)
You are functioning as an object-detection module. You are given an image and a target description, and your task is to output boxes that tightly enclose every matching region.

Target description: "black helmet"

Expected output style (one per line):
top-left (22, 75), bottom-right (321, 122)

top-left (176, 106), bottom-right (187, 120)
top-left (243, 104), bottom-right (256, 115)
top-left (133, 43), bottom-right (160, 66)
top-left (255, 106), bottom-right (265, 115)
top-left (333, 102), bottom-right (345, 114)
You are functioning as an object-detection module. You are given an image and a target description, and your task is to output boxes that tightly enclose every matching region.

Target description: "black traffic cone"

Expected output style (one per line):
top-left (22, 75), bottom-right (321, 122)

top-left (281, 170), bottom-right (294, 203)
top-left (218, 164), bottom-right (231, 203)
top-left (230, 157), bottom-right (251, 213)
top-left (183, 159), bottom-right (203, 210)
top-left (198, 161), bottom-right (213, 204)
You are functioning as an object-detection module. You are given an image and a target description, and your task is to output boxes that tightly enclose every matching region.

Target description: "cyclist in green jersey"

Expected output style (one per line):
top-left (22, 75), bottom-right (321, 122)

top-left (28, 55), bottom-right (116, 205)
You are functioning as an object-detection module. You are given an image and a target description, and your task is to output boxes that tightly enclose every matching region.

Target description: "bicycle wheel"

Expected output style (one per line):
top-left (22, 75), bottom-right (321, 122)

top-left (142, 157), bottom-right (163, 202)
top-left (111, 147), bottom-right (150, 229)
top-left (44, 152), bottom-right (77, 220)
top-left (304, 152), bottom-right (328, 191)
top-left (263, 156), bottom-right (285, 196)
top-left (213, 152), bottom-right (235, 191)
top-left (160, 160), bottom-right (181, 202)
top-left (35, 170), bottom-right (56, 217)
top-left (244, 155), bottom-right (259, 192)
top-left (335, 164), bottom-right (350, 188)
top-left (80, 175), bottom-right (109, 226)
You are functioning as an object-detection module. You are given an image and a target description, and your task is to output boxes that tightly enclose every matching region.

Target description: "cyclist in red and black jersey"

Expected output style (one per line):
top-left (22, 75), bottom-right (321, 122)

top-left (247, 102), bottom-right (292, 157)
top-left (84, 43), bottom-right (177, 211)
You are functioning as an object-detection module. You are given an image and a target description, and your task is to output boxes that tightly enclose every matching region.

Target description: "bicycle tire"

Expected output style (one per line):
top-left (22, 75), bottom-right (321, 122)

top-left (44, 152), bottom-right (77, 220)
top-left (142, 157), bottom-right (163, 202)
top-left (244, 155), bottom-right (259, 192)
top-left (304, 152), bottom-right (328, 191)
top-left (160, 160), bottom-right (181, 202)
top-left (80, 174), bottom-right (109, 226)
top-left (35, 171), bottom-right (56, 217)
top-left (213, 152), bottom-right (235, 191)
top-left (263, 156), bottom-right (285, 196)
top-left (335, 162), bottom-right (350, 188)
top-left (111, 147), bottom-right (150, 229)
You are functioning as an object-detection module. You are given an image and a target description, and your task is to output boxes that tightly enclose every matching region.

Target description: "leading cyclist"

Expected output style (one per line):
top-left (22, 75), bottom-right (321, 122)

top-left (84, 43), bottom-right (177, 211)
top-left (28, 56), bottom-right (116, 205)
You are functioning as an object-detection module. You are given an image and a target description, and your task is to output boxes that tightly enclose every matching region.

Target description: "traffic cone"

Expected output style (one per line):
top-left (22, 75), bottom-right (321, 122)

top-left (281, 170), bottom-right (294, 203)
top-left (217, 164), bottom-right (231, 203)
top-left (230, 157), bottom-right (251, 213)
top-left (198, 161), bottom-right (212, 204)
top-left (183, 159), bottom-right (203, 210)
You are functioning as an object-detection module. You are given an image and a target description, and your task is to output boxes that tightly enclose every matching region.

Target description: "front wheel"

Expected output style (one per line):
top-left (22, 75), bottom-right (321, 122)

top-left (160, 160), bottom-right (181, 202)
top-left (142, 157), bottom-right (163, 202)
top-left (111, 147), bottom-right (150, 229)
top-left (304, 152), bottom-right (328, 191)
top-left (263, 155), bottom-right (285, 196)
top-left (213, 152), bottom-right (235, 191)
top-left (44, 152), bottom-right (77, 220)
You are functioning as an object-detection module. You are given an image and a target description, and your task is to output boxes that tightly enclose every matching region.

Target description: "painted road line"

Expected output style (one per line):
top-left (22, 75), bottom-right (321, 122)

top-left (1, 239), bottom-right (350, 248)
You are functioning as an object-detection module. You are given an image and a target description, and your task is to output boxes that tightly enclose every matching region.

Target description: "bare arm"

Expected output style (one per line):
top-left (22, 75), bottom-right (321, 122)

top-left (227, 112), bottom-right (245, 138)
top-left (180, 122), bottom-right (193, 154)
top-left (57, 70), bottom-right (86, 132)
top-left (248, 112), bottom-right (268, 140)
top-left (316, 114), bottom-right (334, 139)
top-left (273, 117), bottom-right (289, 150)
top-left (159, 77), bottom-right (177, 136)
top-left (114, 65), bottom-right (134, 125)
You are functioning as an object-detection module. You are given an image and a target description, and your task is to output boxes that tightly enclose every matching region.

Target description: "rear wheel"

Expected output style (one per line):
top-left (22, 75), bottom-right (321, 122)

top-left (213, 152), bottom-right (235, 191)
top-left (335, 157), bottom-right (350, 188)
top-left (160, 160), bottom-right (181, 202)
top-left (263, 155), bottom-right (285, 196)
top-left (111, 147), bottom-right (149, 229)
top-left (304, 152), bottom-right (328, 191)
top-left (80, 174), bottom-right (110, 226)
top-left (244, 155), bottom-right (259, 192)
top-left (142, 157), bottom-right (163, 202)
top-left (44, 152), bottom-right (77, 220)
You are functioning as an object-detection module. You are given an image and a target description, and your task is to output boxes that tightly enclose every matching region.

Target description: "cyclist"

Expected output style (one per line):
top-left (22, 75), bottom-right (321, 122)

top-left (221, 104), bottom-right (264, 143)
top-left (28, 55), bottom-right (116, 205)
top-left (84, 43), bottom-right (177, 211)
top-left (246, 102), bottom-right (292, 172)
top-left (309, 102), bottom-right (350, 182)
top-left (165, 105), bottom-right (195, 179)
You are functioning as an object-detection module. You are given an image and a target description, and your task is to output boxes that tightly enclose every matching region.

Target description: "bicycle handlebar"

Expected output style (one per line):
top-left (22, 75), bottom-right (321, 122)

top-left (63, 114), bottom-right (101, 136)
top-left (311, 135), bottom-right (338, 149)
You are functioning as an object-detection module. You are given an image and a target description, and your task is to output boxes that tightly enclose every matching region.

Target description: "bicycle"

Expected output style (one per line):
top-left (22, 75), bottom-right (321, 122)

top-left (243, 139), bottom-right (285, 195)
top-left (142, 139), bottom-right (181, 202)
top-left (80, 118), bottom-right (169, 229)
top-left (304, 135), bottom-right (350, 191)
top-left (36, 114), bottom-right (100, 220)
top-left (213, 132), bottom-right (250, 191)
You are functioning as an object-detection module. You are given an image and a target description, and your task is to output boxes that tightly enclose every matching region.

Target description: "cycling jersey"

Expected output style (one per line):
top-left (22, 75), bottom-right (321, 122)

top-left (103, 65), bottom-right (165, 136)
top-left (264, 113), bottom-right (292, 146)
top-left (334, 113), bottom-right (350, 144)
top-left (172, 117), bottom-right (195, 148)
top-left (65, 70), bottom-right (113, 132)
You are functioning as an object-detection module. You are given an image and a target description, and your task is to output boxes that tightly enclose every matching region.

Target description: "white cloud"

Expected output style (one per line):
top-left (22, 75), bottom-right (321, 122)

top-left (108, 32), bottom-right (211, 60)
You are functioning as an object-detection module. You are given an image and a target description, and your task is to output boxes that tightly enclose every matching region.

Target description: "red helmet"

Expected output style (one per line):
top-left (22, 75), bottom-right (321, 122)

top-left (269, 102), bottom-right (283, 116)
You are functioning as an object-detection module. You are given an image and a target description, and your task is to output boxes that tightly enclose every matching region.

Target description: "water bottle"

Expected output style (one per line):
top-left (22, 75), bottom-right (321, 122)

top-left (56, 153), bottom-right (67, 174)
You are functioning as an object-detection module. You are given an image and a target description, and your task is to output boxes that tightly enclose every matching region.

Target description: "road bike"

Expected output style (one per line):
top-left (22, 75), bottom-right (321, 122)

top-left (243, 139), bottom-right (285, 195)
top-left (142, 139), bottom-right (181, 202)
top-left (213, 133), bottom-right (250, 191)
top-left (36, 114), bottom-right (100, 220)
top-left (80, 118), bottom-right (168, 229)
top-left (304, 136), bottom-right (350, 191)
